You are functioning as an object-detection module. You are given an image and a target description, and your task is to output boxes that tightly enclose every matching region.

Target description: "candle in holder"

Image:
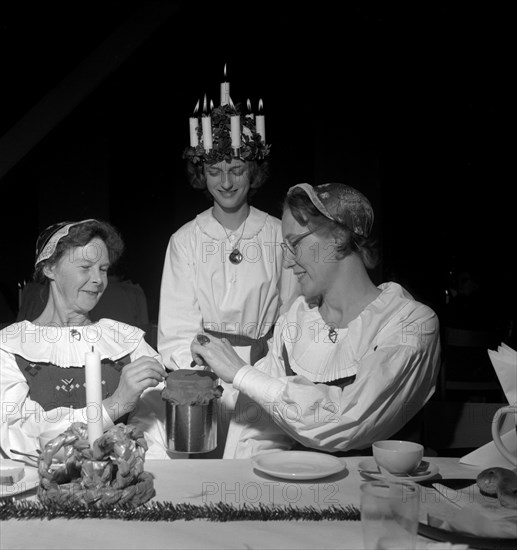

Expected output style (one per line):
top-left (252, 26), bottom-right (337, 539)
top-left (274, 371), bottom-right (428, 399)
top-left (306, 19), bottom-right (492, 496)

top-left (189, 100), bottom-right (200, 147)
top-left (229, 97), bottom-right (241, 149)
top-left (201, 94), bottom-right (213, 150)
top-left (256, 98), bottom-right (266, 143)
top-left (220, 63), bottom-right (230, 106)
top-left (85, 345), bottom-right (103, 446)
top-left (231, 116), bottom-right (241, 148)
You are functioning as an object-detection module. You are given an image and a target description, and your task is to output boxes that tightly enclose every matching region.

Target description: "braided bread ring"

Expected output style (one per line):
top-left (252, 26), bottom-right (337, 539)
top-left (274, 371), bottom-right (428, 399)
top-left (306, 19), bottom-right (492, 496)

top-left (37, 422), bottom-right (155, 507)
top-left (476, 467), bottom-right (517, 508)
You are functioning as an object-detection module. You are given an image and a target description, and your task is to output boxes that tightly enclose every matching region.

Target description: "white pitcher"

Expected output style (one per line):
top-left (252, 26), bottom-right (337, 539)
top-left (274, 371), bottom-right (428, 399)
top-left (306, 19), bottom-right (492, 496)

top-left (491, 405), bottom-right (517, 466)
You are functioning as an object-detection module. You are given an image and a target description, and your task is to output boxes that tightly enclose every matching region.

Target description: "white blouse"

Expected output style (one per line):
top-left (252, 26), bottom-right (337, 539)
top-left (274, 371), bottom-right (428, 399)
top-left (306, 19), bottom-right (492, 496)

top-left (0, 319), bottom-right (168, 459)
top-left (224, 282), bottom-right (441, 458)
top-left (157, 206), bottom-right (298, 368)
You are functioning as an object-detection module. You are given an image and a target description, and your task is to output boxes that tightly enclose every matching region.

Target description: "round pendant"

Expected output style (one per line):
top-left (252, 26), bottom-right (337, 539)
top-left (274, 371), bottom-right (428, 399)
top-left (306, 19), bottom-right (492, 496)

top-left (229, 249), bottom-right (243, 264)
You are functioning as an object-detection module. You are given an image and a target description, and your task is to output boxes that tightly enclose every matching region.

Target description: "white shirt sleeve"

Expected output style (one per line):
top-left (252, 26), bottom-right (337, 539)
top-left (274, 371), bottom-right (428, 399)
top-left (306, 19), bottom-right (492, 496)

top-left (157, 233), bottom-right (202, 370)
top-left (126, 337), bottom-right (168, 459)
top-left (228, 307), bottom-right (440, 457)
top-left (223, 325), bottom-right (296, 458)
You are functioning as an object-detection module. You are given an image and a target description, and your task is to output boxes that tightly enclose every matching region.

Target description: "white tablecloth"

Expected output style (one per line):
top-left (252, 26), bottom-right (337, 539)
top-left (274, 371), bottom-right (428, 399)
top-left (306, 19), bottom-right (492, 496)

top-left (1, 456), bottom-right (484, 550)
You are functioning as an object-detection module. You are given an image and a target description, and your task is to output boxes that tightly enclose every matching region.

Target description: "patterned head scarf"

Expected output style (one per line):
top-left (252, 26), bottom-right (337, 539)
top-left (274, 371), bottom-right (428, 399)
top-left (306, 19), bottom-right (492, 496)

top-left (287, 183), bottom-right (374, 238)
top-left (35, 219), bottom-right (96, 266)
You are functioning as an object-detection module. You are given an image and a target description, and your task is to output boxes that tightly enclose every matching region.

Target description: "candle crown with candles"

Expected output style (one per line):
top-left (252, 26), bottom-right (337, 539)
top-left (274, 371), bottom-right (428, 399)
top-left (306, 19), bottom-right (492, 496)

top-left (183, 100), bottom-right (270, 165)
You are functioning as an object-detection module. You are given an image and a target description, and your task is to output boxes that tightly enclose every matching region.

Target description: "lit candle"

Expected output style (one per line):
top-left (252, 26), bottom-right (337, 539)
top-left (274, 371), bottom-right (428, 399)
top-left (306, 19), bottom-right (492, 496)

top-left (243, 98), bottom-right (254, 137)
top-left (17, 282), bottom-right (22, 310)
top-left (85, 345), bottom-right (103, 446)
top-left (246, 99), bottom-right (254, 120)
top-left (189, 100), bottom-right (200, 147)
top-left (220, 63), bottom-right (230, 106)
top-left (201, 94), bottom-right (212, 150)
top-left (256, 98), bottom-right (266, 143)
top-left (229, 97), bottom-right (241, 149)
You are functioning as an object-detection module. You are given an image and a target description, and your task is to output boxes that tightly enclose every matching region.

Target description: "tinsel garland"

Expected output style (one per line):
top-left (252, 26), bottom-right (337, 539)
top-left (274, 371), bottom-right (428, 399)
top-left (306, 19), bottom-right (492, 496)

top-left (0, 499), bottom-right (360, 522)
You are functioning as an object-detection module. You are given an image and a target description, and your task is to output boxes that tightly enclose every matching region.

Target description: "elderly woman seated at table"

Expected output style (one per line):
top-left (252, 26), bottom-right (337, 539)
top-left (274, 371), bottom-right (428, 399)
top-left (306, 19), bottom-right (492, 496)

top-left (191, 183), bottom-right (441, 458)
top-left (0, 219), bottom-right (168, 459)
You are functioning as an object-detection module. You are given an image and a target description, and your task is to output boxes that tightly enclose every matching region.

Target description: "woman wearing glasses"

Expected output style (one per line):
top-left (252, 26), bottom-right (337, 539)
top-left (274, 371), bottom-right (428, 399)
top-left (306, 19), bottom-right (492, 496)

top-left (158, 103), bottom-right (298, 457)
top-left (191, 183), bottom-right (441, 458)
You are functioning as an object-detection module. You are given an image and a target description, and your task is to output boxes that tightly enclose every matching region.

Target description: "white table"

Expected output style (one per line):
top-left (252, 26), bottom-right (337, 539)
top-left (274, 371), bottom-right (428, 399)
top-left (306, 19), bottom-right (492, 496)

top-left (0, 456), bottom-right (484, 550)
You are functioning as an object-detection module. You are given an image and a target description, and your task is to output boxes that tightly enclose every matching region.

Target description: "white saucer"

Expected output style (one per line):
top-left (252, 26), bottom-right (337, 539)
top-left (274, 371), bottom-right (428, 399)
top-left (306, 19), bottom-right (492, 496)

top-left (358, 458), bottom-right (439, 481)
top-left (0, 466), bottom-right (39, 498)
top-left (252, 451), bottom-right (346, 480)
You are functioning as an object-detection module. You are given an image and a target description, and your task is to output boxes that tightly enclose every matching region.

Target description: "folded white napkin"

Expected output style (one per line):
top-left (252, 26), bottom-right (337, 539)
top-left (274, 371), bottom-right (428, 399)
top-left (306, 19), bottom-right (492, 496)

top-left (460, 429), bottom-right (516, 468)
top-left (488, 344), bottom-right (517, 405)
top-left (460, 344), bottom-right (516, 468)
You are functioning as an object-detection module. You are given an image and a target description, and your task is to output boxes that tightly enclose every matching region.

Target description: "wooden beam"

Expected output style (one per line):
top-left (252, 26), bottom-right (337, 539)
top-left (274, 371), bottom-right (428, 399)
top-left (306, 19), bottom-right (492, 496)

top-left (0, 1), bottom-right (180, 183)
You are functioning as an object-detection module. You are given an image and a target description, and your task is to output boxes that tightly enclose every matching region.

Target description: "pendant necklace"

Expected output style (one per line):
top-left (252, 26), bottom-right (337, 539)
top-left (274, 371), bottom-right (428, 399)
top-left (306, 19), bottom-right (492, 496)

top-left (327, 325), bottom-right (338, 343)
top-left (321, 304), bottom-right (339, 343)
top-left (223, 218), bottom-right (247, 265)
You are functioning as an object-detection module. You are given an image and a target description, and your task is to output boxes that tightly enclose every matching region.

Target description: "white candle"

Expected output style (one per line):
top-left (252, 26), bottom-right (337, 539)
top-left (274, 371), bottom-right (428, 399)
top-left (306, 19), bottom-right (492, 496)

top-left (189, 118), bottom-right (199, 147)
top-left (256, 98), bottom-right (266, 143)
top-left (201, 94), bottom-right (212, 150)
top-left (231, 115), bottom-right (241, 148)
top-left (202, 116), bottom-right (212, 150)
top-left (227, 97), bottom-right (240, 148)
top-left (85, 346), bottom-right (103, 446)
top-left (220, 63), bottom-right (230, 106)
top-left (189, 100), bottom-right (200, 147)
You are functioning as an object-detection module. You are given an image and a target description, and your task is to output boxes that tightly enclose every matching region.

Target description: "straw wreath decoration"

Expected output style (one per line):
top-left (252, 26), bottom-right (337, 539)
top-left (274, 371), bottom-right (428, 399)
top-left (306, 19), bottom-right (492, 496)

top-left (37, 422), bottom-right (155, 507)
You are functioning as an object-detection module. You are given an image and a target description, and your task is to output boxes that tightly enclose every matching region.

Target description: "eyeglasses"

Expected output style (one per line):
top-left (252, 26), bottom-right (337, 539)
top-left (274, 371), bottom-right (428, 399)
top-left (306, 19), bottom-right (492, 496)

top-left (280, 228), bottom-right (316, 259)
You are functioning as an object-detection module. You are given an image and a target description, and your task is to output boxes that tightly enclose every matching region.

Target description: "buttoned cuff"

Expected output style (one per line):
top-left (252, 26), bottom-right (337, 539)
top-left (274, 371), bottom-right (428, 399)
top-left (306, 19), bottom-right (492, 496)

top-left (233, 364), bottom-right (285, 404)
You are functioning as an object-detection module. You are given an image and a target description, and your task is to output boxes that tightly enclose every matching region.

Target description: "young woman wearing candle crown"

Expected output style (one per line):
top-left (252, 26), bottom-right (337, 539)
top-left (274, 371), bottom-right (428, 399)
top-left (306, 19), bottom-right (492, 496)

top-left (190, 183), bottom-right (441, 458)
top-left (158, 97), bottom-right (298, 458)
top-left (0, 219), bottom-right (168, 460)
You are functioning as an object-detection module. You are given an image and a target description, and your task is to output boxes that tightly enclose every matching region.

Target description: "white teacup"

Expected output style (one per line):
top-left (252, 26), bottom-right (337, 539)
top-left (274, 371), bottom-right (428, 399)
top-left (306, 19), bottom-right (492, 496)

top-left (38, 429), bottom-right (67, 462)
top-left (372, 440), bottom-right (424, 475)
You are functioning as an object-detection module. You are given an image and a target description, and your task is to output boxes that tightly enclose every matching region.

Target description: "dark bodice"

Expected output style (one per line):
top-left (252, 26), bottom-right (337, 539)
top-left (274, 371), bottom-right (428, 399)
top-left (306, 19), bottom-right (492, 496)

top-left (15, 354), bottom-right (131, 411)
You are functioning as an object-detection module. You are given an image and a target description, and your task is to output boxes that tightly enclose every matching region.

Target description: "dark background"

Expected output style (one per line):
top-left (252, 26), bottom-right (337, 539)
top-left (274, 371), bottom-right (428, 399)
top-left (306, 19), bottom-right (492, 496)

top-left (1, 1), bottom-right (513, 335)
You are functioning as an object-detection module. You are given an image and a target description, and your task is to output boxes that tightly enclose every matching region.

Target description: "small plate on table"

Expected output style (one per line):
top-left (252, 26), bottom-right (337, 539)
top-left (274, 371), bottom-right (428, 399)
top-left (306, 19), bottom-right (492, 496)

top-left (0, 466), bottom-right (39, 498)
top-left (358, 458), bottom-right (439, 482)
top-left (252, 451), bottom-right (346, 480)
top-left (417, 478), bottom-right (517, 550)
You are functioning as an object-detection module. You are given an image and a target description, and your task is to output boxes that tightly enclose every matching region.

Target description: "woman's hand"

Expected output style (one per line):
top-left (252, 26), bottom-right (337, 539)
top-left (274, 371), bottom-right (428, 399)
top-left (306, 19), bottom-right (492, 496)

top-left (104, 356), bottom-right (166, 419)
top-left (190, 333), bottom-right (246, 384)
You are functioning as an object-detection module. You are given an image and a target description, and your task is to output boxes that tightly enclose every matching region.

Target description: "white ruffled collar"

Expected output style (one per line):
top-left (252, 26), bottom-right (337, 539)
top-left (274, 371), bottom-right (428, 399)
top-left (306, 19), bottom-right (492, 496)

top-left (283, 282), bottom-right (410, 382)
top-left (0, 319), bottom-right (144, 368)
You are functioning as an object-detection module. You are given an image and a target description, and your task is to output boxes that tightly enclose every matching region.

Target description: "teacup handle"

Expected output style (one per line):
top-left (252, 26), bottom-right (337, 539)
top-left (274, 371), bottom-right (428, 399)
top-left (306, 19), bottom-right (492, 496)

top-left (491, 406), bottom-right (517, 466)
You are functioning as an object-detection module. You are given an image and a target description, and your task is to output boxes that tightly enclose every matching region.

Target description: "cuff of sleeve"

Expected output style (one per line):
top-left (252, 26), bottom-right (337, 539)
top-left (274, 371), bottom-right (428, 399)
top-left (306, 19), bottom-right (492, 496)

top-left (101, 406), bottom-right (115, 430)
top-left (233, 365), bottom-right (284, 404)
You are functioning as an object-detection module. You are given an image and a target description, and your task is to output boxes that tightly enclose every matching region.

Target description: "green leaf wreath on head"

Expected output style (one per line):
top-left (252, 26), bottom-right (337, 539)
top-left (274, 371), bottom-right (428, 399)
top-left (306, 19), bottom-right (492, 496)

top-left (182, 103), bottom-right (271, 165)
